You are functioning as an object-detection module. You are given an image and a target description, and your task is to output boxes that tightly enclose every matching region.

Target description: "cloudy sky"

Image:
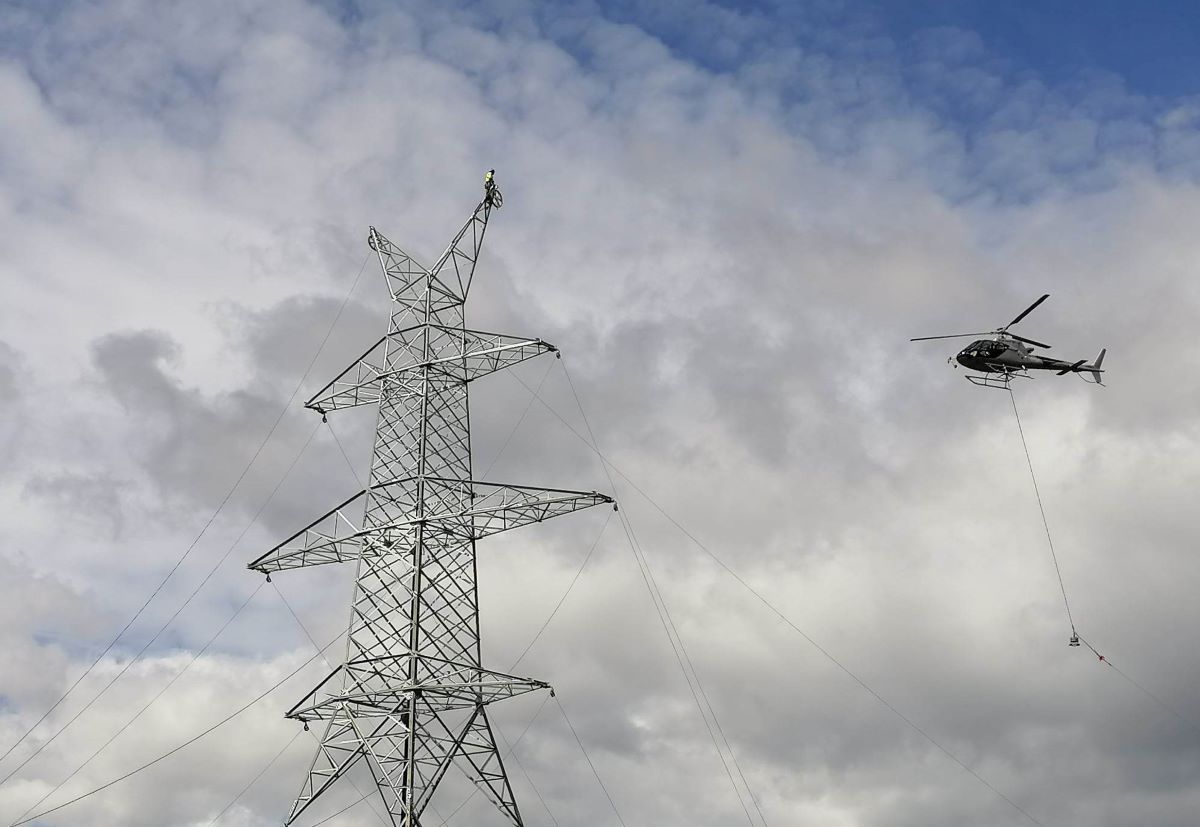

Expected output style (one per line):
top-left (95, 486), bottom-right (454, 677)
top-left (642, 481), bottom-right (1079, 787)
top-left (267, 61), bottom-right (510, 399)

top-left (3, 1), bottom-right (1200, 825)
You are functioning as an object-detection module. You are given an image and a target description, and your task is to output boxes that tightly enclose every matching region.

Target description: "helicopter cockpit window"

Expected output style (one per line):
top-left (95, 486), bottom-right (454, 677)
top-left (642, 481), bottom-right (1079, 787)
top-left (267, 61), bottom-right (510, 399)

top-left (962, 341), bottom-right (1005, 359)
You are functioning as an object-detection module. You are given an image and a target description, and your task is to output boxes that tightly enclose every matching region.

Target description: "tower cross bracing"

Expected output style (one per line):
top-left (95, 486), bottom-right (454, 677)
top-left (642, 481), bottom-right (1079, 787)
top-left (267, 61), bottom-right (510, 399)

top-left (251, 178), bottom-right (612, 825)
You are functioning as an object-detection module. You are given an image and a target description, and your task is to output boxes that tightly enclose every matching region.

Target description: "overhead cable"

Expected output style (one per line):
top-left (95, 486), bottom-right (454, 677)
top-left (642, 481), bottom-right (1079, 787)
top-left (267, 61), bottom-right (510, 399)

top-left (0, 418), bottom-right (322, 790)
top-left (1008, 394), bottom-right (1200, 732)
top-left (0, 253), bottom-right (370, 774)
top-left (513, 362), bottom-right (1046, 827)
top-left (561, 362), bottom-right (765, 827)
top-left (205, 729), bottom-right (303, 826)
top-left (10, 581), bottom-right (269, 824)
top-left (1078, 635), bottom-right (1200, 736)
top-left (495, 725), bottom-right (562, 827)
top-left (9, 633), bottom-right (341, 826)
top-left (554, 696), bottom-right (628, 827)
top-left (508, 510), bottom-right (614, 672)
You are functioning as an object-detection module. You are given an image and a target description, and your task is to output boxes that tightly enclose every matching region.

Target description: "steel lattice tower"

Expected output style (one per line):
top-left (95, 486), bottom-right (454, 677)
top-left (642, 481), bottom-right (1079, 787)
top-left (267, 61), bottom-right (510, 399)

top-left (250, 176), bottom-right (612, 825)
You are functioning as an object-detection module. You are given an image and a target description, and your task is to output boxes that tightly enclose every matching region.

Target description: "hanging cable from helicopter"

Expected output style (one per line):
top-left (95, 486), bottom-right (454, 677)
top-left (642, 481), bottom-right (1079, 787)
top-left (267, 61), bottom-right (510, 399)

top-left (911, 294), bottom-right (1107, 645)
top-left (1007, 385), bottom-right (1080, 646)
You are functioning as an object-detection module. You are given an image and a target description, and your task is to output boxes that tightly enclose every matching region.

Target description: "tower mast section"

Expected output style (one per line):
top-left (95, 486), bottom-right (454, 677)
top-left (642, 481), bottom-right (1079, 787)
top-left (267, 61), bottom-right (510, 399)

top-left (250, 174), bottom-right (612, 825)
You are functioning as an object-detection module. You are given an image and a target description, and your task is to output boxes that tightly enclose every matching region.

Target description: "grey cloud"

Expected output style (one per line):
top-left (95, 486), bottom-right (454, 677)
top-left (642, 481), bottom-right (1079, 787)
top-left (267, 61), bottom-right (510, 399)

top-left (22, 472), bottom-right (130, 538)
top-left (0, 557), bottom-right (109, 709)
top-left (2, 1), bottom-right (1200, 826)
top-left (87, 326), bottom-right (325, 534)
top-left (0, 340), bottom-right (27, 481)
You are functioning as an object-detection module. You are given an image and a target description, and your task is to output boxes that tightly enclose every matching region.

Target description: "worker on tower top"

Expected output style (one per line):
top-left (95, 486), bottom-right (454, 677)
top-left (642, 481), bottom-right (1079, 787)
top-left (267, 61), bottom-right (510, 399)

top-left (483, 169), bottom-right (501, 208)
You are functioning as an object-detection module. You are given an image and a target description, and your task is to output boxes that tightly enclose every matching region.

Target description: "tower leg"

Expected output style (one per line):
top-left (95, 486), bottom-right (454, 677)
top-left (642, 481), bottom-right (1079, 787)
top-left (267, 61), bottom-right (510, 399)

top-left (453, 706), bottom-right (525, 827)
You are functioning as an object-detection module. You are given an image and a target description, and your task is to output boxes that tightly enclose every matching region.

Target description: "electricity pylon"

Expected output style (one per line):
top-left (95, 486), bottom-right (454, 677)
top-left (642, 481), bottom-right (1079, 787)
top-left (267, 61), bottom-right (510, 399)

top-left (250, 176), bottom-right (612, 826)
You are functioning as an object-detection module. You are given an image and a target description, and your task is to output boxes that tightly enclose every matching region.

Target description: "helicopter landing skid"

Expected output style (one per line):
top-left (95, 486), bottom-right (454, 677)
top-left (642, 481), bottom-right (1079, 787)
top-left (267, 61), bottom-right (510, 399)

top-left (965, 370), bottom-right (1027, 390)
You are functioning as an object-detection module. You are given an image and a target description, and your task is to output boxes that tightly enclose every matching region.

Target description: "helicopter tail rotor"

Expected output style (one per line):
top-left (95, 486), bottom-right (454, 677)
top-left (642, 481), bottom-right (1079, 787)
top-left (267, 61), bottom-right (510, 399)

top-left (1087, 348), bottom-right (1106, 385)
top-left (1054, 348), bottom-right (1106, 384)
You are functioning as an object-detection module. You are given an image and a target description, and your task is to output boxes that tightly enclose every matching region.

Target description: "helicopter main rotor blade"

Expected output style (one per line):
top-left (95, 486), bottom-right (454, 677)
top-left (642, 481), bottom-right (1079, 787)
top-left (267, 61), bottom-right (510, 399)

top-left (1003, 293), bottom-right (1049, 330)
top-left (1007, 332), bottom-right (1052, 349)
top-left (909, 332), bottom-right (990, 342)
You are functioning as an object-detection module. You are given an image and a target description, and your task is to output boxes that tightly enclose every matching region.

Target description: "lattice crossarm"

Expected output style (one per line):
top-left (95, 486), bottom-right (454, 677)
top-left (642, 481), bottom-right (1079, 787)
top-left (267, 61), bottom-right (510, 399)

top-left (284, 709), bottom-right (371, 825)
top-left (420, 326), bottom-right (557, 382)
top-left (285, 668), bottom-right (350, 722)
top-left (286, 654), bottom-right (415, 721)
top-left (415, 480), bottom-right (613, 539)
top-left (289, 692), bottom-right (414, 722)
top-left (304, 335), bottom-right (389, 413)
top-left (305, 326), bottom-right (550, 412)
top-left (420, 478), bottom-right (609, 513)
top-left (420, 678), bottom-right (550, 707)
top-left (305, 326), bottom-right (433, 414)
top-left (249, 491), bottom-right (368, 573)
top-left (289, 668), bottom-right (550, 722)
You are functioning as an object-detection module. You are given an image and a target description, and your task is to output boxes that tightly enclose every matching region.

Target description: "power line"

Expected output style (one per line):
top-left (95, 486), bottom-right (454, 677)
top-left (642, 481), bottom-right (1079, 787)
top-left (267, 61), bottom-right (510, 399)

top-left (0, 418), bottom-right (324, 790)
top-left (325, 417), bottom-right (364, 488)
top-left (496, 726), bottom-right (562, 827)
top-left (560, 362), bottom-right (764, 827)
top-left (306, 792), bottom-right (375, 826)
top-left (1078, 637), bottom-right (1200, 737)
top-left (11, 581), bottom-right (269, 823)
top-left (554, 696), bottom-right (627, 827)
top-left (0, 253), bottom-right (370, 777)
top-left (623, 508), bottom-right (766, 825)
top-left (615, 507), bottom-right (761, 826)
top-left (480, 359), bottom-right (557, 479)
top-left (509, 510), bottom-right (613, 672)
top-left (512, 362), bottom-right (1047, 827)
top-left (10, 633), bottom-right (342, 826)
top-left (206, 728), bottom-right (303, 826)
top-left (12, 419), bottom-right (375, 827)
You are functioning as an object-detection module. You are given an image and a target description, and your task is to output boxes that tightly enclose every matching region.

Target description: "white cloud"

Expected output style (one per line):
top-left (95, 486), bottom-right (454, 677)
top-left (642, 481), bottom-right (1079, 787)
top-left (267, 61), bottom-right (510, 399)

top-left (2, 1), bottom-right (1199, 826)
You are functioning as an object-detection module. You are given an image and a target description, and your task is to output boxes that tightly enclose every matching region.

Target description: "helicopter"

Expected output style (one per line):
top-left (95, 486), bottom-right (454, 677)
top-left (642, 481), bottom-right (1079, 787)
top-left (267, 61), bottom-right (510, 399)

top-left (911, 294), bottom-right (1106, 389)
